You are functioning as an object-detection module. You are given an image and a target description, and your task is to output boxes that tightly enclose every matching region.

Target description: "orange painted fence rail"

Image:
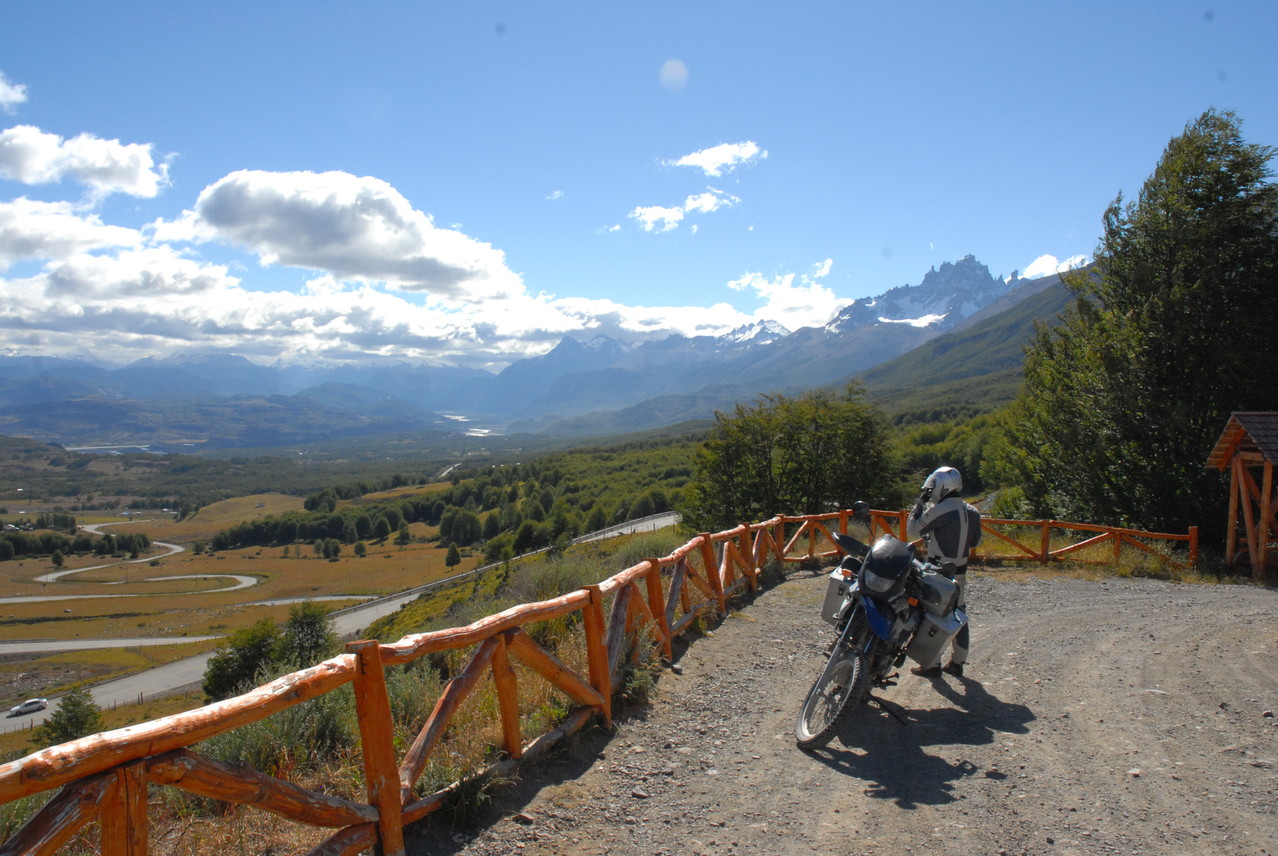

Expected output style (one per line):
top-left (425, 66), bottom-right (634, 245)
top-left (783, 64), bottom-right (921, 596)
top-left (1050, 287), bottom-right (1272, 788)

top-left (779, 509), bottom-right (1199, 570)
top-left (0, 509), bottom-right (1197, 856)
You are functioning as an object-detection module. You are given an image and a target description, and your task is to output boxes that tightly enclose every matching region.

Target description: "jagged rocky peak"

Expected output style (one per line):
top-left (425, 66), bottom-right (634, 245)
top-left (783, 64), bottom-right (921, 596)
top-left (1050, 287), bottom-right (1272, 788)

top-left (826, 254), bottom-right (1016, 334)
top-left (725, 320), bottom-right (791, 344)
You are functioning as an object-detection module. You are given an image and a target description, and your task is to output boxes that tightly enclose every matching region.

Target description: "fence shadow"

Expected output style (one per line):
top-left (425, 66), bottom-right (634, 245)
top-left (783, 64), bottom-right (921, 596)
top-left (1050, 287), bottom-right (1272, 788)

top-left (801, 676), bottom-right (1034, 809)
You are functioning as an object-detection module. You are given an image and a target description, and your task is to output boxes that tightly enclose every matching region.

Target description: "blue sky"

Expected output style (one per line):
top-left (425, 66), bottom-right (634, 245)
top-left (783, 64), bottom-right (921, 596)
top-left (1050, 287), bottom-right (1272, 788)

top-left (2, 2), bottom-right (1275, 371)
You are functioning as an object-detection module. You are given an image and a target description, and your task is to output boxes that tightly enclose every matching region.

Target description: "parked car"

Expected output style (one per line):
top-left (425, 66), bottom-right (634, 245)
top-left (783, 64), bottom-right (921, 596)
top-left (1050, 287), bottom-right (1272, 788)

top-left (7, 698), bottom-right (48, 717)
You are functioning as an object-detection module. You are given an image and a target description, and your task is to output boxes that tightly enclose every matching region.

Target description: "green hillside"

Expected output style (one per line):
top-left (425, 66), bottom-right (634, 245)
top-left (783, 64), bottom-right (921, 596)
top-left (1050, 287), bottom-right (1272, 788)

top-left (855, 280), bottom-right (1076, 421)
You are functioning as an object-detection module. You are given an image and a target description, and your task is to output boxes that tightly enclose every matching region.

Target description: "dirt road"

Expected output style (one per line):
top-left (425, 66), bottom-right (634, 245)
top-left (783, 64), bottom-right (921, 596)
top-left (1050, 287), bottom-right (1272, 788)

top-left (407, 569), bottom-right (1278, 856)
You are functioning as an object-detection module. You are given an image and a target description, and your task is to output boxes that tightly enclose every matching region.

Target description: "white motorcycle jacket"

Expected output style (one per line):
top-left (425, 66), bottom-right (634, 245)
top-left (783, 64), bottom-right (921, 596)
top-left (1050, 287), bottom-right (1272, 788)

top-left (907, 495), bottom-right (982, 570)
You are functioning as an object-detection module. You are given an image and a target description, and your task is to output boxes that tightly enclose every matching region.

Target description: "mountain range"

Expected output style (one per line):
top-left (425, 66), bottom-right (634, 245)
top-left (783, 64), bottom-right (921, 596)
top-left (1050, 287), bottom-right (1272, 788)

top-left (0, 255), bottom-right (1076, 450)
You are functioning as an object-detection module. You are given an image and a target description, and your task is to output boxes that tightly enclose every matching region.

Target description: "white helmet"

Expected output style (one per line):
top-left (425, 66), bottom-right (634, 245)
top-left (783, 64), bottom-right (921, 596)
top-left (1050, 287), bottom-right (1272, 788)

top-left (922, 466), bottom-right (962, 502)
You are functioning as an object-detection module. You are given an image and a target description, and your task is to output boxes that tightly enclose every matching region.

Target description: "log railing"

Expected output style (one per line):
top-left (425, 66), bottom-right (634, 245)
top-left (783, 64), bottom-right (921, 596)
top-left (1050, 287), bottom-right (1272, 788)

top-left (776, 509), bottom-right (1199, 570)
top-left (0, 508), bottom-right (1197, 855)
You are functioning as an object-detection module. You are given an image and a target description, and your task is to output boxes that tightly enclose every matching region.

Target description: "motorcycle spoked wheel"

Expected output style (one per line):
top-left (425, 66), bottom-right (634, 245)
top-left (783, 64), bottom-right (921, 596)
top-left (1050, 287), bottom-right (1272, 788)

top-left (794, 648), bottom-right (869, 749)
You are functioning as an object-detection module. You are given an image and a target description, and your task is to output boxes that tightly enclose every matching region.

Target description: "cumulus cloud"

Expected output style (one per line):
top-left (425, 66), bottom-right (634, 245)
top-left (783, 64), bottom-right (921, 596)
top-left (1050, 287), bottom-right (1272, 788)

top-left (630, 188), bottom-right (740, 232)
top-left (0, 72), bottom-right (27, 113)
top-left (727, 259), bottom-right (849, 331)
top-left (629, 204), bottom-right (685, 233)
top-left (160, 169), bottom-right (525, 302)
top-left (0, 125), bottom-right (169, 198)
top-left (41, 246), bottom-right (237, 299)
top-left (0, 198), bottom-right (141, 269)
top-left (1021, 253), bottom-right (1089, 280)
top-left (666, 141), bottom-right (767, 177)
top-left (0, 240), bottom-right (838, 368)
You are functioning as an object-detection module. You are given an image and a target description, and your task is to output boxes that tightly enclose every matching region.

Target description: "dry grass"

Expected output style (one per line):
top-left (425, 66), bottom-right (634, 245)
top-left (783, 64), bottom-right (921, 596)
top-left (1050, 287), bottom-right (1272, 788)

top-left (1, 494), bottom-right (478, 712)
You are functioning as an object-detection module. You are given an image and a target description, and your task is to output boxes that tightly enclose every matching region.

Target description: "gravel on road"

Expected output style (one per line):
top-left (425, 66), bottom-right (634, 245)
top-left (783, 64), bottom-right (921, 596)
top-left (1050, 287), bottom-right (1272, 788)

top-left (405, 569), bottom-right (1278, 856)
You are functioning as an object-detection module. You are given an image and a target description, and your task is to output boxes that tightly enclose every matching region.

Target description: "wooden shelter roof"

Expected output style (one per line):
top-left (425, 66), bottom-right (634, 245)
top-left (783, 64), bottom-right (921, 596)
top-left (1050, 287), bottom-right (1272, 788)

top-left (1205, 412), bottom-right (1278, 471)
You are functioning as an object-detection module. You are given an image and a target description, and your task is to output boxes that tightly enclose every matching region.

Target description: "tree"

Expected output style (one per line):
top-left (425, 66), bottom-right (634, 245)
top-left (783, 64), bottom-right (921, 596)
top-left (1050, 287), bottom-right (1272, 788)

top-left (35, 687), bottom-right (103, 748)
top-left (395, 522), bottom-right (411, 547)
top-left (681, 382), bottom-right (897, 532)
top-left (278, 601), bottom-right (339, 668)
top-left (995, 110), bottom-right (1278, 538)
top-left (202, 618), bottom-right (281, 701)
top-left (445, 542), bottom-right (461, 569)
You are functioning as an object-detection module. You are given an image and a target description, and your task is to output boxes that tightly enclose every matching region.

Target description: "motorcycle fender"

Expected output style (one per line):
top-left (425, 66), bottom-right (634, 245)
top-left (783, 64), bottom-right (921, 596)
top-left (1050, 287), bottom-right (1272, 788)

top-left (863, 595), bottom-right (894, 641)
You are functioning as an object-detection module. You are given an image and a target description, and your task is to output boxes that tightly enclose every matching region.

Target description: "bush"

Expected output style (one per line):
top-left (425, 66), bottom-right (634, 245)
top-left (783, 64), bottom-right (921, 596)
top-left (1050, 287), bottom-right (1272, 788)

top-left (35, 688), bottom-right (103, 748)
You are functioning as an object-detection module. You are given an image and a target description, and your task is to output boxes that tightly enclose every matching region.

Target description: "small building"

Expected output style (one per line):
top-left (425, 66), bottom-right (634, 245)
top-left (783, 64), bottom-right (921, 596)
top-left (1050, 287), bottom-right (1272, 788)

top-left (1205, 411), bottom-right (1278, 579)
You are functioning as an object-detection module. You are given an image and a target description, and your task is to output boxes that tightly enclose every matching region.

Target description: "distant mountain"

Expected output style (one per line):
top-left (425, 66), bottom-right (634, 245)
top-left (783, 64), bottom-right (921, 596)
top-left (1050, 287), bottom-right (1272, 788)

top-left (855, 274), bottom-right (1078, 416)
top-left (0, 256), bottom-right (1071, 448)
top-left (525, 268), bottom-right (1076, 435)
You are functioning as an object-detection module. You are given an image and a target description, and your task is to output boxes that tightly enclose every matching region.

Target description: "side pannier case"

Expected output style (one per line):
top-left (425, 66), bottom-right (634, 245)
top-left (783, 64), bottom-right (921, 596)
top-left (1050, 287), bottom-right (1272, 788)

top-left (917, 567), bottom-right (959, 617)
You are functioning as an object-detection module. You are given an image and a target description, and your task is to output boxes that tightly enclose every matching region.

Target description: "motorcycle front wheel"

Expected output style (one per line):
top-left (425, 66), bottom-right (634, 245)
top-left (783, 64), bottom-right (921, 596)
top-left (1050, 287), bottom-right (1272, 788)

top-left (795, 650), bottom-right (868, 748)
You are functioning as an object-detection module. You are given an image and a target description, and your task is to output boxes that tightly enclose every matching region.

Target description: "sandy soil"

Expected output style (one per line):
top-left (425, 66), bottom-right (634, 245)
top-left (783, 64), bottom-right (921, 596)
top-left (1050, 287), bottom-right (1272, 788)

top-left (405, 568), bottom-right (1278, 856)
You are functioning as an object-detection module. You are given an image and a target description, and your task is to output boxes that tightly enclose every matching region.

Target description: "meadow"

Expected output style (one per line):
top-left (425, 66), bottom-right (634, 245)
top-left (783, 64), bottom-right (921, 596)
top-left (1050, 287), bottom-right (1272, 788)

top-left (0, 487), bottom-right (477, 731)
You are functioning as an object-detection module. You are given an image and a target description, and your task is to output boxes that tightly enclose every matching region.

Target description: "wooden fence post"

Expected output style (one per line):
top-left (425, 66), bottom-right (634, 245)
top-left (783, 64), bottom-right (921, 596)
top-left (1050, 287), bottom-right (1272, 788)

top-left (100, 762), bottom-right (147, 856)
top-left (582, 586), bottom-right (612, 726)
top-left (346, 640), bottom-right (406, 856)
top-left (698, 536), bottom-right (726, 614)
top-left (1040, 521), bottom-right (1051, 562)
top-left (643, 561), bottom-right (673, 661)
top-left (492, 633), bottom-right (522, 760)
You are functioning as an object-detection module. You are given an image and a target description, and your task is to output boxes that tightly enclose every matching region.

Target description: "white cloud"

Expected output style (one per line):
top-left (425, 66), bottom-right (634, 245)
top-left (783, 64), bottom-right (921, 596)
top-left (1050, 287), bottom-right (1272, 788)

top-left (630, 204), bottom-right (684, 233)
top-left (0, 198), bottom-right (141, 270)
top-left (0, 236), bottom-right (838, 368)
top-left (727, 259), bottom-right (849, 331)
top-left (1021, 253), bottom-right (1089, 280)
top-left (667, 141), bottom-right (767, 177)
top-left (629, 188), bottom-right (739, 233)
top-left (0, 72), bottom-right (27, 113)
top-left (0, 125), bottom-right (169, 198)
top-left (165, 169), bottom-right (526, 302)
top-left (546, 190), bottom-right (563, 201)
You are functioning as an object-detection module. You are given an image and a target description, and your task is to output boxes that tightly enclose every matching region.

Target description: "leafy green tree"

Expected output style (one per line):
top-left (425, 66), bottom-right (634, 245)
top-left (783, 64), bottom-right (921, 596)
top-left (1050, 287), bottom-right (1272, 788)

top-left (35, 688), bottom-right (103, 748)
top-left (445, 542), bottom-right (461, 569)
top-left (995, 109), bottom-right (1278, 538)
top-left (354, 540), bottom-right (367, 558)
top-left (395, 523), bottom-right (411, 547)
top-left (51, 550), bottom-right (64, 568)
top-left (202, 618), bottom-right (281, 701)
top-left (278, 601), bottom-right (340, 668)
top-left (681, 382), bottom-right (897, 532)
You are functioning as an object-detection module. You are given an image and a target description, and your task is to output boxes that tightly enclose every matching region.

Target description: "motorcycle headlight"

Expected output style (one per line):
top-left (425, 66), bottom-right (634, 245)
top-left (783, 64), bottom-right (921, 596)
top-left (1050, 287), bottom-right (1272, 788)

top-left (862, 566), bottom-right (900, 594)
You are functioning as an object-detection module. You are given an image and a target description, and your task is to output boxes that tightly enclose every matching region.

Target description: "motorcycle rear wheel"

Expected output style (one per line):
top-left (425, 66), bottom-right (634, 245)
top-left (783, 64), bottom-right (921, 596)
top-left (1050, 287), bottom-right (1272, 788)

top-left (795, 650), bottom-right (867, 748)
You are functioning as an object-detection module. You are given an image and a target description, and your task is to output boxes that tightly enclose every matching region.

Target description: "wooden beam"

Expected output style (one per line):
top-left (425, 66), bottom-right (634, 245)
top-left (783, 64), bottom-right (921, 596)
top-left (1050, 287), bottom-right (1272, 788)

top-left (147, 749), bottom-right (378, 828)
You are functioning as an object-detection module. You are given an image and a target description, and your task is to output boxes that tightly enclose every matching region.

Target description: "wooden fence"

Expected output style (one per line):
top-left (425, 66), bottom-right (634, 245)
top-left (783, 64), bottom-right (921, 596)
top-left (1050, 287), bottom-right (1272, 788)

top-left (0, 508), bottom-right (1197, 855)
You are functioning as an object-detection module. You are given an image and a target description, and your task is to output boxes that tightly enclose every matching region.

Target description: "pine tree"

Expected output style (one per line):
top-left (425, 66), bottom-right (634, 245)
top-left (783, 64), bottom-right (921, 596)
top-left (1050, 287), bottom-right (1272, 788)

top-left (36, 688), bottom-right (103, 748)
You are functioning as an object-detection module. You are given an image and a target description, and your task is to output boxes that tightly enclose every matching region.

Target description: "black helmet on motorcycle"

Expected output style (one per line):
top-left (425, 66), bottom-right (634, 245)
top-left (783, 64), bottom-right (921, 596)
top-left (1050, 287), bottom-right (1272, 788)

top-left (859, 535), bottom-right (913, 597)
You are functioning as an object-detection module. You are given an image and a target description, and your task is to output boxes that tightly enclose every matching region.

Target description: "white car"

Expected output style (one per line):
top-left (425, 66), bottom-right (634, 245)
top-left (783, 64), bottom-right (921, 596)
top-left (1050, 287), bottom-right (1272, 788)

top-left (8, 698), bottom-right (48, 717)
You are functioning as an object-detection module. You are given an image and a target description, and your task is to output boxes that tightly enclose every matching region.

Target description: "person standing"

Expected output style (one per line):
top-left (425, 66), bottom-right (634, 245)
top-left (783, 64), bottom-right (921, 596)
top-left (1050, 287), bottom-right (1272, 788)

top-left (906, 466), bottom-right (981, 678)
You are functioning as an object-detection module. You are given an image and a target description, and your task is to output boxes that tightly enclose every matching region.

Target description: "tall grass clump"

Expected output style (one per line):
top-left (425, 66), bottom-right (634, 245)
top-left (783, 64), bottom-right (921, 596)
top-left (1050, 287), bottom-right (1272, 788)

top-left (196, 682), bottom-right (358, 779)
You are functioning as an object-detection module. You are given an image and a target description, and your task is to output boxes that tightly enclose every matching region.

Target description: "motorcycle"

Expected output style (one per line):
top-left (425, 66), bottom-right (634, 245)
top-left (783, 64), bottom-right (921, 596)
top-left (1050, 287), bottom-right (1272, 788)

top-left (795, 506), bottom-right (968, 748)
